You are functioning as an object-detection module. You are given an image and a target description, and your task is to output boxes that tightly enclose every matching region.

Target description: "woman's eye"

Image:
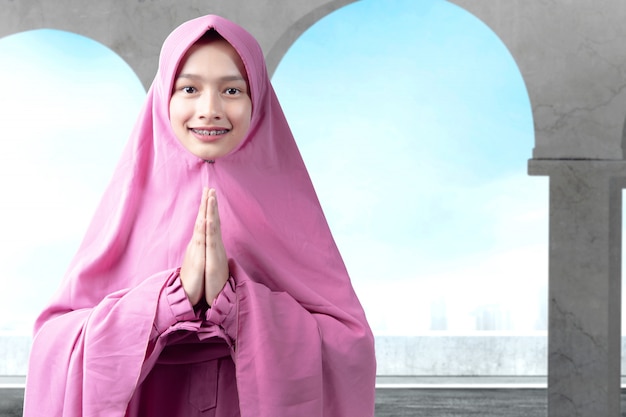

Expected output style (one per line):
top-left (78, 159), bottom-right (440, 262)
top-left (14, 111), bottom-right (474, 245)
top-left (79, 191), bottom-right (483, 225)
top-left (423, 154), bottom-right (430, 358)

top-left (224, 88), bottom-right (240, 95)
top-left (182, 86), bottom-right (197, 94)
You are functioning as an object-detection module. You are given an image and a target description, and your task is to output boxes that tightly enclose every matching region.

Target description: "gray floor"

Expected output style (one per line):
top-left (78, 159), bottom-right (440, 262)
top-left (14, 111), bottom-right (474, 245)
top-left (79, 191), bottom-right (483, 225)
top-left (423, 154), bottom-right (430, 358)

top-left (0, 390), bottom-right (22, 417)
top-left (0, 388), bottom-right (550, 417)
top-left (11, 375), bottom-right (626, 416)
top-left (9, 386), bottom-right (626, 416)
top-left (376, 389), bottom-right (547, 417)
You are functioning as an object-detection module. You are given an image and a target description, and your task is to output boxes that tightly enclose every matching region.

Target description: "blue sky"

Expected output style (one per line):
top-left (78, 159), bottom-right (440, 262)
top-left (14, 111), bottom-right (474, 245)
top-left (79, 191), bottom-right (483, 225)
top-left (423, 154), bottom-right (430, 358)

top-left (272, 0), bottom-right (546, 334)
top-left (0, 29), bottom-right (145, 333)
top-left (0, 0), bottom-right (549, 335)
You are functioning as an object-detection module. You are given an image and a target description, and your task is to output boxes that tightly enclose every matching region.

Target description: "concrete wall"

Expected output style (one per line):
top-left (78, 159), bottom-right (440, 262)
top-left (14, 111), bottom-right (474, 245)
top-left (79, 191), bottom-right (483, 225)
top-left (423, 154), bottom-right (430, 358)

top-left (13, 333), bottom-right (626, 377)
top-left (7, 333), bottom-right (624, 377)
top-left (376, 335), bottom-right (548, 376)
top-left (3, 335), bottom-right (550, 377)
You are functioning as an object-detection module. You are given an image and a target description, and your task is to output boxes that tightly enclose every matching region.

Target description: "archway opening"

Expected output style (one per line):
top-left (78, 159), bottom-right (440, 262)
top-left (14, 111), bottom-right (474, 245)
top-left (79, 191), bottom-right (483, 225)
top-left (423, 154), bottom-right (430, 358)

top-left (272, 0), bottom-right (545, 375)
top-left (0, 29), bottom-right (145, 333)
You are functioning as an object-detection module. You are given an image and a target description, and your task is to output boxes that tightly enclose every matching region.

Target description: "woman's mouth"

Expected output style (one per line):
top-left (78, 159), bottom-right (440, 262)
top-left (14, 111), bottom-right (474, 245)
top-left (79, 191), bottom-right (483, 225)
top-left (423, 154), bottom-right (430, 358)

top-left (191, 128), bottom-right (229, 136)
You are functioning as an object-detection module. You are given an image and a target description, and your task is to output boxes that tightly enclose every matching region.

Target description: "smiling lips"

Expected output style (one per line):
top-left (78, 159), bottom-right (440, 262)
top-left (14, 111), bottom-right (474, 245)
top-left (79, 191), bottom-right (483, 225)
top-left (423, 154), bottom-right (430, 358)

top-left (191, 128), bottom-right (230, 141)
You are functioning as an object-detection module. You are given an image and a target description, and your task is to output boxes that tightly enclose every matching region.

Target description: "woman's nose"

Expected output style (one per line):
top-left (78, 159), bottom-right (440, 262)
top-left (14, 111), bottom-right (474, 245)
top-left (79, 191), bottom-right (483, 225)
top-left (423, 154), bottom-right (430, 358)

top-left (198, 92), bottom-right (223, 119)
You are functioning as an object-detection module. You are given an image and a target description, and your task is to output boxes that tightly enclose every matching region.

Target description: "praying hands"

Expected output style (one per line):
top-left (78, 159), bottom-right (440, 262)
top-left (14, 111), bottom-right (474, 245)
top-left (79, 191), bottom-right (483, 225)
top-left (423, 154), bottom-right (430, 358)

top-left (180, 187), bottom-right (229, 306)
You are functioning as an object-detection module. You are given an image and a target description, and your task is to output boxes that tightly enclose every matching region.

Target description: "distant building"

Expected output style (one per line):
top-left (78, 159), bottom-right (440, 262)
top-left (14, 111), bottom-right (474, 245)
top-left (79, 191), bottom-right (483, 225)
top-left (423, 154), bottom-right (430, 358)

top-left (473, 304), bottom-right (513, 331)
top-left (430, 296), bottom-right (448, 331)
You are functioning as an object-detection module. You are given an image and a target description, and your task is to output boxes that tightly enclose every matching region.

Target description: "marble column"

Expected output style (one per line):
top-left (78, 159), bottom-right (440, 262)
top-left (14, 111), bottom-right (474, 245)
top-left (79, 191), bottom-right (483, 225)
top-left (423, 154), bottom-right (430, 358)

top-left (530, 159), bottom-right (625, 417)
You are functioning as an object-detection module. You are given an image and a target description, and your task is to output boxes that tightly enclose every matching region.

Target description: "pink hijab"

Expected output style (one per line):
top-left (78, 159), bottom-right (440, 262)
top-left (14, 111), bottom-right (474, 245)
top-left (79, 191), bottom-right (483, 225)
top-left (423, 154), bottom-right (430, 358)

top-left (23, 14), bottom-right (375, 417)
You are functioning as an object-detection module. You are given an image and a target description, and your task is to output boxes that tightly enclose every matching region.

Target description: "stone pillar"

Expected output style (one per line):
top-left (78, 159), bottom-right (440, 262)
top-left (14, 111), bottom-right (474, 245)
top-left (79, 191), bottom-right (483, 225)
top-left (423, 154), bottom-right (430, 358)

top-left (530, 159), bottom-right (624, 417)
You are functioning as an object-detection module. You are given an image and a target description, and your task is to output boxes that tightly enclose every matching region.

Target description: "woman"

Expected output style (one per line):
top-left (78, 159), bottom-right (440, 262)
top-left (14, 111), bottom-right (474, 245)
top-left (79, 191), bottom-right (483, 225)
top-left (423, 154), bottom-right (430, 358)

top-left (23, 14), bottom-right (376, 417)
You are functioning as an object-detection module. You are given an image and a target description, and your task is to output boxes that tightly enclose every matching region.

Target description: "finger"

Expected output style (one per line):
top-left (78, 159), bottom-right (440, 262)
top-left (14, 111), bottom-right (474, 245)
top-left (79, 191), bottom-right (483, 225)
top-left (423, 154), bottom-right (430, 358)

top-left (198, 187), bottom-right (209, 224)
top-left (206, 188), bottom-right (220, 244)
top-left (204, 189), bottom-right (229, 303)
top-left (179, 188), bottom-right (209, 305)
top-left (191, 187), bottom-right (209, 247)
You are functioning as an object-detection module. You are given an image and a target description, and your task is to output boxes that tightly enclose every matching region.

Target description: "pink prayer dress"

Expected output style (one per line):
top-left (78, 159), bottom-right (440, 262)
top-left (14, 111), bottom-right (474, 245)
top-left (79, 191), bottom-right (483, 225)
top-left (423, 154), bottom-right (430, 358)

top-left (23, 14), bottom-right (376, 417)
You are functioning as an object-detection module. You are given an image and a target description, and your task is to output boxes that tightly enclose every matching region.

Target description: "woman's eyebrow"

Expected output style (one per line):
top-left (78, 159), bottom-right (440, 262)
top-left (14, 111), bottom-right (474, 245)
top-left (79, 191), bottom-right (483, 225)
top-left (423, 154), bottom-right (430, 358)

top-left (176, 73), bottom-right (246, 82)
top-left (220, 75), bottom-right (246, 82)
top-left (176, 73), bottom-right (202, 80)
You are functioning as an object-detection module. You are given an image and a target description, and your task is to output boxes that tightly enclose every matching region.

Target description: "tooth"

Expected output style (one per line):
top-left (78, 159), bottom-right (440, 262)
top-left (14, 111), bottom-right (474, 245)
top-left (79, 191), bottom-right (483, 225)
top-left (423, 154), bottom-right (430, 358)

top-left (194, 129), bottom-right (227, 135)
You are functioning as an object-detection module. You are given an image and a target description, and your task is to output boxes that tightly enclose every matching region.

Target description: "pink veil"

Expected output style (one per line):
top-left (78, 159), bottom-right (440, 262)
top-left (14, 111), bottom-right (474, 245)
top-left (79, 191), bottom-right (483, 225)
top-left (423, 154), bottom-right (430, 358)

top-left (24, 14), bottom-right (375, 417)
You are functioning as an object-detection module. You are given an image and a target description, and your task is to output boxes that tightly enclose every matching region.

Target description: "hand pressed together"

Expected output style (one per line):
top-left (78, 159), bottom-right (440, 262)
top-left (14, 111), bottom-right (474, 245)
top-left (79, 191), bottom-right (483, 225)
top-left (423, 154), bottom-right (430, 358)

top-left (180, 188), bottom-right (229, 306)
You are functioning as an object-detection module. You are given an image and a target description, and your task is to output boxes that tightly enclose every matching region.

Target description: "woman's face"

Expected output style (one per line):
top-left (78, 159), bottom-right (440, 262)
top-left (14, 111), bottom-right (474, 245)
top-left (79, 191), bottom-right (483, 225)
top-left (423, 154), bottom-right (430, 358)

top-left (169, 38), bottom-right (252, 160)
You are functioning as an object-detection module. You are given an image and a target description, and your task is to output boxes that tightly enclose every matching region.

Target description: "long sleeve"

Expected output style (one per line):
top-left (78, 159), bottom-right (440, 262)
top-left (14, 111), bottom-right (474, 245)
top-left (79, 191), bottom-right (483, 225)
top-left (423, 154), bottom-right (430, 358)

top-left (23, 269), bottom-right (197, 417)
top-left (207, 260), bottom-right (376, 417)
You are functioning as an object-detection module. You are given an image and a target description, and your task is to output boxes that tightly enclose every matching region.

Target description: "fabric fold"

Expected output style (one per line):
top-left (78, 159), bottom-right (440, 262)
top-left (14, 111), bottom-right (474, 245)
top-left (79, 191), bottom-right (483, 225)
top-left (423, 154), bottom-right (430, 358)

top-left (206, 273), bottom-right (237, 342)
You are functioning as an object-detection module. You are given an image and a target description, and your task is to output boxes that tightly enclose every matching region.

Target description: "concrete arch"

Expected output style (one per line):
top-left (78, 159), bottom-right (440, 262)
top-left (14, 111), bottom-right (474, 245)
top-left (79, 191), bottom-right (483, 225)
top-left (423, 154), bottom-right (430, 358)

top-left (263, 1), bottom-right (356, 77)
top-left (0, 0), bottom-right (355, 90)
top-left (1, 1), bottom-right (625, 160)
top-left (10, 0), bottom-right (616, 159)
top-left (446, 2), bottom-right (626, 416)
top-left (4, 1), bottom-right (626, 416)
top-left (449, 0), bottom-right (626, 160)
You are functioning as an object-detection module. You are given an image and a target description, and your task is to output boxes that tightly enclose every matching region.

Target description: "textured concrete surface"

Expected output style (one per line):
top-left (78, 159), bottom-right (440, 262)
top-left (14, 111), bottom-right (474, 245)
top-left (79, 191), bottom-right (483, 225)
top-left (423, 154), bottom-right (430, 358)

top-left (529, 159), bottom-right (626, 416)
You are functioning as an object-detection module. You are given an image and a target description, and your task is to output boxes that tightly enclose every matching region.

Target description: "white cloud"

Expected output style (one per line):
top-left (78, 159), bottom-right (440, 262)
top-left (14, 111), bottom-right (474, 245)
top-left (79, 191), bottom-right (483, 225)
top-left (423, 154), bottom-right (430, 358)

top-left (322, 169), bottom-right (550, 335)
